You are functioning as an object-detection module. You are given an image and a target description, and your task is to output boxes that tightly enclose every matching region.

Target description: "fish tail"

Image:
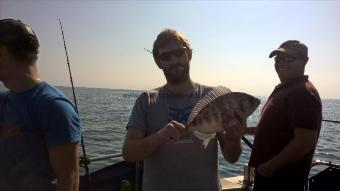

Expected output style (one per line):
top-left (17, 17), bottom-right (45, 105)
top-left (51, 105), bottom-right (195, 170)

top-left (193, 131), bottom-right (216, 149)
top-left (203, 139), bottom-right (210, 149)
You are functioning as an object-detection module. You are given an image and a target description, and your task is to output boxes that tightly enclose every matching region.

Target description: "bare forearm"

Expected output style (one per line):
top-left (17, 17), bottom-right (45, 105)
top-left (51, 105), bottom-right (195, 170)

top-left (266, 143), bottom-right (310, 170)
top-left (56, 172), bottom-right (79, 191)
top-left (49, 142), bottom-right (80, 191)
top-left (264, 131), bottom-right (317, 171)
top-left (123, 133), bottom-right (162, 162)
top-left (123, 121), bottom-right (187, 161)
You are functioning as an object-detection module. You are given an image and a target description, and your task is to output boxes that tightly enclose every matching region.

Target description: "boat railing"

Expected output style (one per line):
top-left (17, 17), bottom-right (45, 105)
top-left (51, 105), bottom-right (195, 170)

top-left (79, 119), bottom-right (339, 165)
top-left (311, 160), bottom-right (340, 168)
top-left (321, 119), bottom-right (340, 124)
top-left (306, 160), bottom-right (340, 191)
top-left (78, 119), bottom-right (340, 191)
top-left (80, 154), bottom-right (123, 166)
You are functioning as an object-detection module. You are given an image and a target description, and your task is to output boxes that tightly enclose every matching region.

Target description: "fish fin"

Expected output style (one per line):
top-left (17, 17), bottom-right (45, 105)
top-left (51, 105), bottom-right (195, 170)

top-left (192, 131), bottom-right (216, 149)
top-left (187, 86), bottom-right (231, 125)
top-left (202, 139), bottom-right (210, 149)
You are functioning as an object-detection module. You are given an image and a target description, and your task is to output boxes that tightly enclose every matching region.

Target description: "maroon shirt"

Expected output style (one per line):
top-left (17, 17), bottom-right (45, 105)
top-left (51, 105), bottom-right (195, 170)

top-left (249, 76), bottom-right (322, 184)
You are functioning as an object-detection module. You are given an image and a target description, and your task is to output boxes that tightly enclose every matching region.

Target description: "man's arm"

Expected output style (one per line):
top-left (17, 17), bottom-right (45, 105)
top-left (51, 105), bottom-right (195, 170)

top-left (217, 130), bottom-right (243, 164)
top-left (122, 121), bottom-right (186, 162)
top-left (218, 110), bottom-right (247, 163)
top-left (48, 142), bottom-right (80, 191)
top-left (257, 128), bottom-right (318, 176)
top-left (122, 128), bottom-right (162, 162)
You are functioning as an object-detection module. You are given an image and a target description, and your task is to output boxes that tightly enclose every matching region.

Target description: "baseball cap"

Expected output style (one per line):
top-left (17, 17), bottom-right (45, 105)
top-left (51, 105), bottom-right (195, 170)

top-left (269, 40), bottom-right (308, 59)
top-left (0, 19), bottom-right (39, 56)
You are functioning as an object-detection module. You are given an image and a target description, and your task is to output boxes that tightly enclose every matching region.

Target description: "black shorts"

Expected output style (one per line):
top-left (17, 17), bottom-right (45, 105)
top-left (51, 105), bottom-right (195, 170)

top-left (253, 171), bottom-right (304, 191)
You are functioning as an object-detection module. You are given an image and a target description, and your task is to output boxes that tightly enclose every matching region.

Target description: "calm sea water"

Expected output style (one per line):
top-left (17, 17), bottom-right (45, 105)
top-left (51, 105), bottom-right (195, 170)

top-left (1, 83), bottom-right (338, 178)
top-left (56, 86), bottom-right (340, 178)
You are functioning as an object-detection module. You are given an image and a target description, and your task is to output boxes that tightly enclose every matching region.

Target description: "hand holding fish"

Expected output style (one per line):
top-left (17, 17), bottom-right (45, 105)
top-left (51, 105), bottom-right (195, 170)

top-left (185, 86), bottom-right (260, 148)
top-left (214, 110), bottom-right (247, 163)
top-left (221, 109), bottom-right (247, 140)
top-left (256, 162), bottom-right (275, 177)
top-left (156, 120), bottom-right (186, 144)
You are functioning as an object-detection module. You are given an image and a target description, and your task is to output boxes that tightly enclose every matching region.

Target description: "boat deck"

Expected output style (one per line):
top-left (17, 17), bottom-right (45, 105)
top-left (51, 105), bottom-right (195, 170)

top-left (221, 175), bottom-right (245, 191)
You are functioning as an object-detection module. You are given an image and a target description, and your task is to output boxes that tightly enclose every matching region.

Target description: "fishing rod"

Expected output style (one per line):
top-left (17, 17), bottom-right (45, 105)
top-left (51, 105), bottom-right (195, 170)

top-left (144, 48), bottom-right (152, 54)
top-left (58, 19), bottom-right (92, 188)
top-left (241, 118), bottom-right (340, 149)
top-left (322, 119), bottom-right (340, 124)
top-left (241, 136), bottom-right (252, 149)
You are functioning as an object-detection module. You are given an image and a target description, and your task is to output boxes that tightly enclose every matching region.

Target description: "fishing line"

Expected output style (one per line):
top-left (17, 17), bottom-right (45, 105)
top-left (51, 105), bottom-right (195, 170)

top-left (58, 19), bottom-right (92, 189)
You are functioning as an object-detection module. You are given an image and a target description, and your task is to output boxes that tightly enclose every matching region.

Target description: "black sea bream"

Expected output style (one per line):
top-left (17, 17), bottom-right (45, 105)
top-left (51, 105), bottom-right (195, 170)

top-left (186, 86), bottom-right (260, 148)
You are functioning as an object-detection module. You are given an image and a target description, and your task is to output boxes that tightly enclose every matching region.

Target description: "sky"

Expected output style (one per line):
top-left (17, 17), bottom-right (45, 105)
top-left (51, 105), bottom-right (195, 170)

top-left (1, 0), bottom-right (340, 99)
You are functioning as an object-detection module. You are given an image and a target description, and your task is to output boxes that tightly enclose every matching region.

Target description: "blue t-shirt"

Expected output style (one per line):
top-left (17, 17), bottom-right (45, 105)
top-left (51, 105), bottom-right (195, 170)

top-left (0, 82), bottom-right (81, 191)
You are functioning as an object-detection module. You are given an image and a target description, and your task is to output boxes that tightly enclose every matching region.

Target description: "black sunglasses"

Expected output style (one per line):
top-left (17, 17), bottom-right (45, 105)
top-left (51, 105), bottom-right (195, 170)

top-left (158, 47), bottom-right (187, 61)
top-left (274, 55), bottom-right (296, 64)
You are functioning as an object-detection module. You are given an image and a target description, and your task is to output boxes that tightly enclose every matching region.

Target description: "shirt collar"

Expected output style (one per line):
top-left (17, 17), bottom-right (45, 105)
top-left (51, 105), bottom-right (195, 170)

top-left (275, 75), bottom-right (309, 89)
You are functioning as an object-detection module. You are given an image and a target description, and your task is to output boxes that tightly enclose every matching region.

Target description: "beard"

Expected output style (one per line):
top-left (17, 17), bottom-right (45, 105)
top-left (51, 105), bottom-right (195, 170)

top-left (162, 61), bottom-right (190, 84)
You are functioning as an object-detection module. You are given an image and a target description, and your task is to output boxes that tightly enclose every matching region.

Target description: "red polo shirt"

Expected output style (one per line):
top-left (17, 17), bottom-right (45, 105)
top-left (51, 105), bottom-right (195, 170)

top-left (249, 75), bottom-right (322, 183)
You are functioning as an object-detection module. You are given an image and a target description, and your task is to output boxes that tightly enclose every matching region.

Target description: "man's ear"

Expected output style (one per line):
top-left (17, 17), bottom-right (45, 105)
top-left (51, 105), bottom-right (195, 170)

top-left (187, 49), bottom-right (192, 61)
top-left (304, 57), bottom-right (309, 65)
top-left (0, 46), bottom-right (4, 57)
top-left (0, 46), bottom-right (9, 60)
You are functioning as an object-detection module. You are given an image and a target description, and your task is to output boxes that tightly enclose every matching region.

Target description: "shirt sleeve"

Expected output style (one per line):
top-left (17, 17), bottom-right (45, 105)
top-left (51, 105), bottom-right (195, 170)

top-left (40, 98), bottom-right (82, 148)
top-left (0, 91), bottom-right (8, 102)
top-left (126, 92), bottom-right (148, 130)
top-left (288, 88), bottom-right (321, 130)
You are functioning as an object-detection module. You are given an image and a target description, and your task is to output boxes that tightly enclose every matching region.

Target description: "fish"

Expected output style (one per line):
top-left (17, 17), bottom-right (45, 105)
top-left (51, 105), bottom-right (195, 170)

top-left (185, 86), bottom-right (260, 148)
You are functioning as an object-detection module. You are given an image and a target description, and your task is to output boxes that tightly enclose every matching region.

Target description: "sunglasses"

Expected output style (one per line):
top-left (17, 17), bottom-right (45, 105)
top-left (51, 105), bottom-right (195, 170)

top-left (158, 47), bottom-right (187, 61)
top-left (274, 56), bottom-right (296, 64)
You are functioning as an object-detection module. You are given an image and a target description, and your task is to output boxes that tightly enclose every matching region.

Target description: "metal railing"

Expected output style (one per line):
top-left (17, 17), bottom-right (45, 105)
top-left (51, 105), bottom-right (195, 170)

top-left (311, 159), bottom-right (340, 168)
top-left (79, 118), bottom-right (340, 165)
top-left (322, 119), bottom-right (340, 124)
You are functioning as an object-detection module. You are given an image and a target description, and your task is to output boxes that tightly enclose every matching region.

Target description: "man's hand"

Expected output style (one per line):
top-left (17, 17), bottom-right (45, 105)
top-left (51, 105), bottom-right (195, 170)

top-left (221, 109), bottom-right (246, 139)
top-left (156, 120), bottom-right (186, 144)
top-left (122, 120), bottom-right (186, 162)
top-left (218, 109), bottom-right (246, 163)
top-left (257, 162), bottom-right (275, 177)
top-left (255, 128), bottom-right (319, 178)
top-left (48, 142), bottom-right (79, 191)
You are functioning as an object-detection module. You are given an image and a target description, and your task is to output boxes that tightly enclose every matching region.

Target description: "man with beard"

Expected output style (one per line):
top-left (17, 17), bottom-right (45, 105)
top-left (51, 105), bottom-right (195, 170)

top-left (122, 29), bottom-right (245, 191)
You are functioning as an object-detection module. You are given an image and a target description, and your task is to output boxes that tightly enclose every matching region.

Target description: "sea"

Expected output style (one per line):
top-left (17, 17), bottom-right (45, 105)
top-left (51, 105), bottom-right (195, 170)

top-left (57, 86), bottom-right (340, 178)
top-left (1, 84), bottom-right (339, 178)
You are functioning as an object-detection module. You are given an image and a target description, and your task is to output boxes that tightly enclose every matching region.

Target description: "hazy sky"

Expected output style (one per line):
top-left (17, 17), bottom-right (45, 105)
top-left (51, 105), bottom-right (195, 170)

top-left (1, 1), bottom-right (339, 99)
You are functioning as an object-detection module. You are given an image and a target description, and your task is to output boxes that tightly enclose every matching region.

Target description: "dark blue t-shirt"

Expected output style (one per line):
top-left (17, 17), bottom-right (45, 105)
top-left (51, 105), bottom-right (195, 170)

top-left (0, 82), bottom-right (81, 191)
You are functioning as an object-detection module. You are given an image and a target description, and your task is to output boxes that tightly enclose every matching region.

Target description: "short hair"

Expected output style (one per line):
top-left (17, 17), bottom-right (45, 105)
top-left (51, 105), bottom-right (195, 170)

top-left (152, 29), bottom-right (192, 62)
top-left (0, 19), bottom-right (39, 63)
